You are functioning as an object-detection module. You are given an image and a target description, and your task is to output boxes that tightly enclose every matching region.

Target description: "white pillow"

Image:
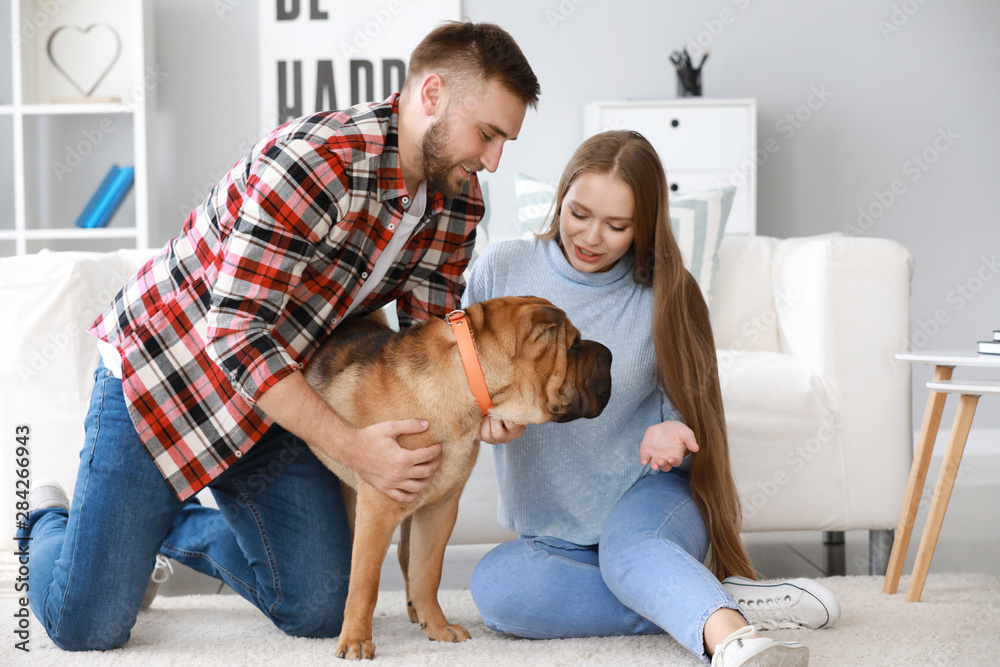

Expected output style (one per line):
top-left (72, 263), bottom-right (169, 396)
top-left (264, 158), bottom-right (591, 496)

top-left (512, 173), bottom-right (735, 302)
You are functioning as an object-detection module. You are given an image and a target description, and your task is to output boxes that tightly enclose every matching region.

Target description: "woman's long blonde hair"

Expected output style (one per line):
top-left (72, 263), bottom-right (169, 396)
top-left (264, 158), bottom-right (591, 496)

top-left (539, 130), bottom-right (756, 580)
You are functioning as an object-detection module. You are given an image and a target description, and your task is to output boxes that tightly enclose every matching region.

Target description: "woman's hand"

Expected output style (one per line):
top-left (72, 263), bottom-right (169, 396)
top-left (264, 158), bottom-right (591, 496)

top-left (478, 416), bottom-right (525, 445)
top-left (639, 420), bottom-right (699, 471)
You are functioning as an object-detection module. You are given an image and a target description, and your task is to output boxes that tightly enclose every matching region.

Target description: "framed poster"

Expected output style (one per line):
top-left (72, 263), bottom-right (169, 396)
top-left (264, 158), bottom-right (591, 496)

top-left (259, 0), bottom-right (462, 129)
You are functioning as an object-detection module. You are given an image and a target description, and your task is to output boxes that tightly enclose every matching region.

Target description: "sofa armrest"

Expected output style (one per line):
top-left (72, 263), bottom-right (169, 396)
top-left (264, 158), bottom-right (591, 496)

top-left (0, 249), bottom-right (157, 553)
top-left (773, 235), bottom-right (915, 527)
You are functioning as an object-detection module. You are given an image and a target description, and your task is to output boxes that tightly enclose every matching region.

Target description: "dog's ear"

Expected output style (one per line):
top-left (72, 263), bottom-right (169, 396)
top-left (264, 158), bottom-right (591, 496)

top-left (528, 305), bottom-right (566, 341)
top-left (532, 304), bottom-right (565, 326)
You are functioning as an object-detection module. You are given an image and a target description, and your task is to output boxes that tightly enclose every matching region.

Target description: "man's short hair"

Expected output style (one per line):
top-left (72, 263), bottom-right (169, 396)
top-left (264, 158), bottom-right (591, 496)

top-left (405, 21), bottom-right (540, 109)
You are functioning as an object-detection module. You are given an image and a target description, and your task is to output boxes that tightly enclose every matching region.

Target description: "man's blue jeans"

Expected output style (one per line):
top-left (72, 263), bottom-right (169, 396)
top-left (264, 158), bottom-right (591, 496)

top-left (470, 471), bottom-right (745, 663)
top-left (19, 363), bottom-right (352, 651)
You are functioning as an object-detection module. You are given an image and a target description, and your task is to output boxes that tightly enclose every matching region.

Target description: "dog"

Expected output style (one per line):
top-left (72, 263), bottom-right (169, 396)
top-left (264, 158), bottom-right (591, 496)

top-left (303, 295), bottom-right (613, 660)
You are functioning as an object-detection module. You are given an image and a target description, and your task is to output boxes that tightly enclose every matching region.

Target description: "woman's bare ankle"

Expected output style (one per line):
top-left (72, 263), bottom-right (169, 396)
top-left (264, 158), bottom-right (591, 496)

top-left (703, 608), bottom-right (756, 656)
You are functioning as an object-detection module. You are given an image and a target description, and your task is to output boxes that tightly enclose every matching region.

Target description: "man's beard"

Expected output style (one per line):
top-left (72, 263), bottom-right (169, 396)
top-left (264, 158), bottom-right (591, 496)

top-left (421, 112), bottom-right (474, 199)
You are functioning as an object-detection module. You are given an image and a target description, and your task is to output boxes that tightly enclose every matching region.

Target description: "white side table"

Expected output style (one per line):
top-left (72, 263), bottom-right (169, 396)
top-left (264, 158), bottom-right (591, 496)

top-left (883, 351), bottom-right (1000, 601)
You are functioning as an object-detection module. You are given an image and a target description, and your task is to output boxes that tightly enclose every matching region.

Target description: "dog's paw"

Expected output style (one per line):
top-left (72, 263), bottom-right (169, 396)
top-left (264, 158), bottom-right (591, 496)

top-left (424, 622), bottom-right (471, 643)
top-left (335, 637), bottom-right (375, 660)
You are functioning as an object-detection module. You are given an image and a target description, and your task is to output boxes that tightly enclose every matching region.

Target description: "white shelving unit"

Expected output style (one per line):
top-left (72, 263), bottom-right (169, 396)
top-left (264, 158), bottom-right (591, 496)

top-left (585, 99), bottom-right (757, 236)
top-left (1, 0), bottom-right (155, 256)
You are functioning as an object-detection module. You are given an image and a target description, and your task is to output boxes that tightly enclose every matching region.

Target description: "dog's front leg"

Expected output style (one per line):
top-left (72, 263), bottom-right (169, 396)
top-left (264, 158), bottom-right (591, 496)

top-left (336, 482), bottom-right (407, 660)
top-left (407, 489), bottom-right (471, 643)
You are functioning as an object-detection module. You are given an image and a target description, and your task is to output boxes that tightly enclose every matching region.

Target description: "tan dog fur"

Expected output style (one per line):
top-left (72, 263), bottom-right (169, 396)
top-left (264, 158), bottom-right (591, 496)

top-left (303, 296), bottom-right (612, 660)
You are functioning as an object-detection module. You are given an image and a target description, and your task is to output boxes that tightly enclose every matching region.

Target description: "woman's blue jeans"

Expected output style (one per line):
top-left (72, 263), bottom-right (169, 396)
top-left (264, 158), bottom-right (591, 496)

top-left (470, 471), bottom-right (744, 663)
top-left (18, 363), bottom-right (352, 651)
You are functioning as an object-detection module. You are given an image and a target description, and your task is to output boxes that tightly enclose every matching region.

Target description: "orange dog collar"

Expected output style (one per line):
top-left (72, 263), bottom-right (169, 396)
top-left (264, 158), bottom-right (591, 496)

top-left (446, 310), bottom-right (492, 416)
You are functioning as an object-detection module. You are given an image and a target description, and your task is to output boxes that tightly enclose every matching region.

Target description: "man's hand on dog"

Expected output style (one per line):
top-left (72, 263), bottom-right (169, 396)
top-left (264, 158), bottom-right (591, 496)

top-left (478, 416), bottom-right (525, 445)
top-left (348, 418), bottom-right (522, 500)
top-left (639, 420), bottom-right (699, 471)
top-left (352, 420), bottom-right (443, 502)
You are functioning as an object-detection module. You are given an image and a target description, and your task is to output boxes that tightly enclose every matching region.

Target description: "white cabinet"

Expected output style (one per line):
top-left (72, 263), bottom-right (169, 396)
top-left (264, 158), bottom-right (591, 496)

top-left (0, 0), bottom-right (155, 256)
top-left (585, 99), bottom-right (757, 235)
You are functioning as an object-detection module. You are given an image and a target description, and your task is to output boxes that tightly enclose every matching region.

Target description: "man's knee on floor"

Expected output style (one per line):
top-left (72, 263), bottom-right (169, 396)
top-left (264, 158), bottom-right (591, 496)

top-left (49, 621), bottom-right (130, 652)
top-left (268, 568), bottom-right (350, 638)
top-left (272, 604), bottom-right (345, 639)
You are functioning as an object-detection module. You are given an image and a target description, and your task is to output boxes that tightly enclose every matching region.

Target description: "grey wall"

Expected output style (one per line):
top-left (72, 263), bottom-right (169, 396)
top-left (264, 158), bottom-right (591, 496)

top-left (150, 0), bottom-right (1000, 431)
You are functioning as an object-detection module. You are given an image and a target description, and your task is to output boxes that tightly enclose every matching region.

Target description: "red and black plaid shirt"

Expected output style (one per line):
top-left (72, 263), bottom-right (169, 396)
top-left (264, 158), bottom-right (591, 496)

top-left (89, 94), bottom-right (483, 500)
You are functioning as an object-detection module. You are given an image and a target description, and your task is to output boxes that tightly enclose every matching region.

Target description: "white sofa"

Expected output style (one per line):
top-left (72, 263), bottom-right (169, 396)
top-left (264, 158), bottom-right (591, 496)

top-left (0, 233), bottom-right (914, 584)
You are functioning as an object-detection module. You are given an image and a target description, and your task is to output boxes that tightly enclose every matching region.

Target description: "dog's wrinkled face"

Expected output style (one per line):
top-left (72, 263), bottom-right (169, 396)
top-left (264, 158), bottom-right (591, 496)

top-left (467, 296), bottom-right (613, 425)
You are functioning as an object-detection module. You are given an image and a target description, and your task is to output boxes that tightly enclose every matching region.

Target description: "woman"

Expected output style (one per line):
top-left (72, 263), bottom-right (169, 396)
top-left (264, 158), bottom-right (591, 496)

top-left (462, 131), bottom-right (838, 666)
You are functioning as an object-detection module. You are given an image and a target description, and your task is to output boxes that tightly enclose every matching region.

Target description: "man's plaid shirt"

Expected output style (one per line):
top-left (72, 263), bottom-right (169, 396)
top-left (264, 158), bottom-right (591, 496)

top-left (89, 94), bottom-right (483, 500)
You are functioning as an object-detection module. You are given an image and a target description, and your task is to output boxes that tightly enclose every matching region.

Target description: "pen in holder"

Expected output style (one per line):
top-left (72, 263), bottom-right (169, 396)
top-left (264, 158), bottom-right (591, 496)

top-left (669, 48), bottom-right (708, 97)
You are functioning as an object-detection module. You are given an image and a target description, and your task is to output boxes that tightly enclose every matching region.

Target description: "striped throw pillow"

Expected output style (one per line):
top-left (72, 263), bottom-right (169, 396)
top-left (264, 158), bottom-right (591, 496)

top-left (513, 172), bottom-right (557, 237)
top-left (513, 173), bottom-right (736, 302)
top-left (471, 180), bottom-right (491, 262)
top-left (668, 186), bottom-right (736, 304)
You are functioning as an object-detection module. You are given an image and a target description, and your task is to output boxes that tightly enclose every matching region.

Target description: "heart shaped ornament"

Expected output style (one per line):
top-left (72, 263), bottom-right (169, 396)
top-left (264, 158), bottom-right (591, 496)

top-left (46, 24), bottom-right (122, 99)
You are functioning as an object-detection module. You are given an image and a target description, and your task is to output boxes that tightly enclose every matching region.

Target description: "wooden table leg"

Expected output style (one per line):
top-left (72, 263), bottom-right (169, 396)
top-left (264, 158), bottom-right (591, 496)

top-left (883, 365), bottom-right (953, 594)
top-left (905, 393), bottom-right (979, 602)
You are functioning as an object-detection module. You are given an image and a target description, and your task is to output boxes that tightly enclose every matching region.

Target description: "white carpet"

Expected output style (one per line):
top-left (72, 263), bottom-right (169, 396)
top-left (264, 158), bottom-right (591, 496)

top-left (4, 573), bottom-right (999, 666)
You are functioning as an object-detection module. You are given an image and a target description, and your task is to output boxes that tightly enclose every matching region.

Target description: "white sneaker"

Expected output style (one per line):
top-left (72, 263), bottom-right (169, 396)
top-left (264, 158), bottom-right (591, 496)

top-left (28, 479), bottom-right (70, 512)
top-left (723, 576), bottom-right (841, 630)
top-left (711, 624), bottom-right (809, 666)
top-left (140, 554), bottom-right (174, 610)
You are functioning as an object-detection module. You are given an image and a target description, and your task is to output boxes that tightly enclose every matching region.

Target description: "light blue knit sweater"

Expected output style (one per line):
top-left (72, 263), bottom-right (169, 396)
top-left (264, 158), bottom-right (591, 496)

top-left (462, 238), bottom-right (682, 545)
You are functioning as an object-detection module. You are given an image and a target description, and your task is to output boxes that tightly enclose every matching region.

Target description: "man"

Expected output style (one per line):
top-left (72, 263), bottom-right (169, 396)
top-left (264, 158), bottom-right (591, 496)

top-left (22, 21), bottom-right (538, 651)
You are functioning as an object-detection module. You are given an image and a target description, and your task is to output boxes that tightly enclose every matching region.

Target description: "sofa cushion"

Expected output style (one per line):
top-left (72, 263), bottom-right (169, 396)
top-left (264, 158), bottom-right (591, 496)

top-left (712, 236), bottom-right (781, 353)
top-left (720, 350), bottom-right (848, 532)
top-left (0, 250), bottom-right (155, 503)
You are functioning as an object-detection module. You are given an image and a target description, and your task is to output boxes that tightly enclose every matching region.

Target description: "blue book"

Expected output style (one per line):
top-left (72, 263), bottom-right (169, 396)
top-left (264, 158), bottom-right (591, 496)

top-left (74, 165), bottom-right (120, 228)
top-left (86, 165), bottom-right (135, 229)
